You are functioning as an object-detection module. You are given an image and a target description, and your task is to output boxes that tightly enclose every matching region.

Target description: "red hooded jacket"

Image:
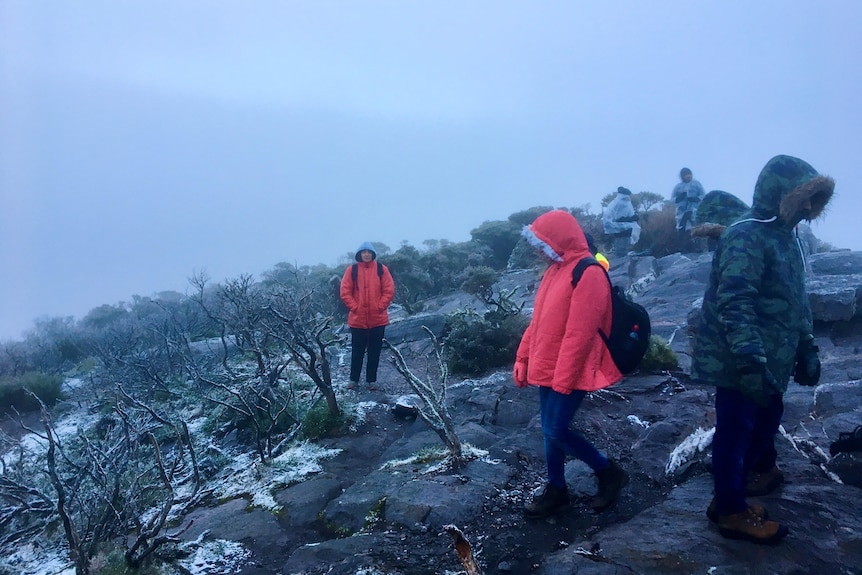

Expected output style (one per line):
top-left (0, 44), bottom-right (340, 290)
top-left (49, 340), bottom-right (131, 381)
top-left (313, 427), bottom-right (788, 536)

top-left (515, 210), bottom-right (622, 394)
top-left (340, 260), bottom-right (395, 329)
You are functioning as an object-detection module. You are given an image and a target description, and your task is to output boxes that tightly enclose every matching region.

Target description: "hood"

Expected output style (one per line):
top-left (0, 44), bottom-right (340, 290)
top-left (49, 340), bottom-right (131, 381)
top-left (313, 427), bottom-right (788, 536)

top-left (522, 210), bottom-right (590, 263)
top-left (750, 155), bottom-right (834, 227)
top-left (354, 241), bottom-right (377, 261)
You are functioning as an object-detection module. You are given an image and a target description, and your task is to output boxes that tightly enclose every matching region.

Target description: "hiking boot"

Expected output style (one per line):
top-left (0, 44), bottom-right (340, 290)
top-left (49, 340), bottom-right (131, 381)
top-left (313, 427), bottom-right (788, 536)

top-left (524, 484), bottom-right (570, 519)
top-left (830, 425), bottom-right (862, 456)
top-left (717, 505), bottom-right (789, 544)
top-left (706, 497), bottom-right (768, 524)
top-left (591, 460), bottom-right (629, 511)
top-left (745, 466), bottom-right (784, 496)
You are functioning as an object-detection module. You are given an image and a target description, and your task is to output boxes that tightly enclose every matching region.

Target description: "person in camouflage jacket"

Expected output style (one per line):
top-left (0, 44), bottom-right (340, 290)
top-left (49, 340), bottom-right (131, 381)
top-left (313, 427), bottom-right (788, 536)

top-left (691, 154), bottom-right (834, 544)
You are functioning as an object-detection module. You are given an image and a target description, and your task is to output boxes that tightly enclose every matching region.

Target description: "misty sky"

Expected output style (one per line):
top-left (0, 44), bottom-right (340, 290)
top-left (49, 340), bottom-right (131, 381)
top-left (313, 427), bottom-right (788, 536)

top-left (2, 1), bottom-right (861, 341)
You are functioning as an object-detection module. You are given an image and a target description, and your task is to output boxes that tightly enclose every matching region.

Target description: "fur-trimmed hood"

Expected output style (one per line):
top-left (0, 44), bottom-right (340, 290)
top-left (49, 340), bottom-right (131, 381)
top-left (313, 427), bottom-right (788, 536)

top-left (521, 210), bottom-right (591, 265)
top-left (749, 155), bottom-right (834, 228)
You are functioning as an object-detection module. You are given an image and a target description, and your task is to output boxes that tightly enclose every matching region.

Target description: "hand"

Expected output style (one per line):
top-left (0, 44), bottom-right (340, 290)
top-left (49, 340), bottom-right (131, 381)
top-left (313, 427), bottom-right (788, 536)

top-left (736, 355), bottom-right (777, 407)
top-left (794, 338), bottom-right (821, 386)
top-left (513, 361), bottom-right (528, 387)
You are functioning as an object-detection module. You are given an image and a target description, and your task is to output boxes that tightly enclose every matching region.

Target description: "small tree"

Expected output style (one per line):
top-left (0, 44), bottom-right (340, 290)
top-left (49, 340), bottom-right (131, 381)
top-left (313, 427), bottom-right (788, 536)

top-left (386, 329), bottom-right (462, 464)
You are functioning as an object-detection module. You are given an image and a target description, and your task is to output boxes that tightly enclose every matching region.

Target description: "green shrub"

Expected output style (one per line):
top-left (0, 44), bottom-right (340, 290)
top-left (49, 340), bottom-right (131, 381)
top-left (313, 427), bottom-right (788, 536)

top-left (640, 335), bottom-right (680, 372)
top-left (302, 402), bottom-right (348, 440)
top-left (444, 311), bottom-right (529, 376)
top-left (0, 372), bottom-right (64, 413)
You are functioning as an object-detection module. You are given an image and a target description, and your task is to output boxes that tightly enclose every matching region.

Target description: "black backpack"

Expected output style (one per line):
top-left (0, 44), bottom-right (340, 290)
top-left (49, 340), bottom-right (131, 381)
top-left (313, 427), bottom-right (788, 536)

top-left (572, 257), bottom-right (651, 374)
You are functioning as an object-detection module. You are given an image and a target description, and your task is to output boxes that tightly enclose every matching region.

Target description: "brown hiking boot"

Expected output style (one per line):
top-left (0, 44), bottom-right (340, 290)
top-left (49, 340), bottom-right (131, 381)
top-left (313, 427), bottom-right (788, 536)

top-left (591, 460), bottom-right (629, 511)
top-left (524, 484), bottom-right (570, 519)
top-left (706, 497), bottom-right (768, 524)
top-left (717, 505), bottom-right (789, 544)
top-left (746, 466), bottom-right (784, 496)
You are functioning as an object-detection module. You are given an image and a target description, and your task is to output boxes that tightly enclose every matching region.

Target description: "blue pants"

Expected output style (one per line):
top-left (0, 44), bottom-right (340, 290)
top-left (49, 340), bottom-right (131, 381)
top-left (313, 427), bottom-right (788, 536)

top-left (712, 387), bottom-right (784, 516)
top-left (539, 386), bottom-right (609, 488)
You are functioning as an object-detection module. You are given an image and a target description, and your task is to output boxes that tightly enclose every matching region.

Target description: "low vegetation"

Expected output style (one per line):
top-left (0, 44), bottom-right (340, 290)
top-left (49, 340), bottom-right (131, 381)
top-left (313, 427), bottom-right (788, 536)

top-left (0, 201), bottom-right (690, 574)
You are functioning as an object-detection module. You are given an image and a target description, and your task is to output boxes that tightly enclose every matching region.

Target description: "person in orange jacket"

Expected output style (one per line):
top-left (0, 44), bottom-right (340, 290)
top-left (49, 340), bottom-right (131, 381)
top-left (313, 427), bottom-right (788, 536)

top-left (514, 210), bottom-right (628, 519)
top-left (340, 242), bottom-right (395, 388)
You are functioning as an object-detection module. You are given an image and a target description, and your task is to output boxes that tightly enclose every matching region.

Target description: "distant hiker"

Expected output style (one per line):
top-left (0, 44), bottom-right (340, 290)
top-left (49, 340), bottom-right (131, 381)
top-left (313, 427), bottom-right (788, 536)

top-left (514, 210), bottom-right (628, 519)
top-left (339, 242), bottom-right (395, 389)
top-left (672, 168), bottom-right (706, 252)
top-left (602, 187), bottom-right (640, 257)
top-left (691, 155), bottom-right (833, 544)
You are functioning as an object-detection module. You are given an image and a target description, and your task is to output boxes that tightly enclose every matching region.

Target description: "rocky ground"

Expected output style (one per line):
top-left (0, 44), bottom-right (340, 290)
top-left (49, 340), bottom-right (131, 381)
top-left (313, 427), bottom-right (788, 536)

top-left (177, 250), bottom-right (862, 575)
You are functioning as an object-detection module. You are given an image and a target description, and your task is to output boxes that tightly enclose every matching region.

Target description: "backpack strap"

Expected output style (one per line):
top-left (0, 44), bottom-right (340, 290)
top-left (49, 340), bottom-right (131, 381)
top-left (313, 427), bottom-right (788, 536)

top-left (352, 261), bottom-right (384, 291)
top-left (572, 257), bottom-right (604, 287)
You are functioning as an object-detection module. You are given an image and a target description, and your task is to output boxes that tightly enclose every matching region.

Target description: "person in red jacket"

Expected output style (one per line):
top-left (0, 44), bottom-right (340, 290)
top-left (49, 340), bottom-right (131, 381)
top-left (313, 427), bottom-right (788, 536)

top-left (514, 210), bottom-right (629, 519)
top-left (340, 242), bottom-right (395, 388)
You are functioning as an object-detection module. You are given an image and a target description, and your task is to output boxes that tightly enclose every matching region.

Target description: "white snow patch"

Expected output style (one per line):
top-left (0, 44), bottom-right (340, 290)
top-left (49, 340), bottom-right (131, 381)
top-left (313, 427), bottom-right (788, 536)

top-left (379, 443), bottom-right (493, 474)
top-left (627, 415), bottom-right (650, 428)
top-left (626, 272), bottom-right (656, 297)
top-left (0, 543), bottom-right (74, 575)
top-left (350, 400), bottom-right (382, 431)
top-left (213, 441), bottom-right (341, 511)
top-left (1, 406), bottom-right (100, 468)
top-left (62, 377), bottom-right (84, 390)
top-left (665, 427), bottom-right (715, 475)
top-left (176, 537), bottom-right (251, 575)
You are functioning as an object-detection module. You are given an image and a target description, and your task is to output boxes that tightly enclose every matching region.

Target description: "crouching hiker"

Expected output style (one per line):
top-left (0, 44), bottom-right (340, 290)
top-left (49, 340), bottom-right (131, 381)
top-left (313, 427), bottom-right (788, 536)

top-left (691, 155), bottom-right (833, 544)
top-left (513, 210), bottom-right (629, 519)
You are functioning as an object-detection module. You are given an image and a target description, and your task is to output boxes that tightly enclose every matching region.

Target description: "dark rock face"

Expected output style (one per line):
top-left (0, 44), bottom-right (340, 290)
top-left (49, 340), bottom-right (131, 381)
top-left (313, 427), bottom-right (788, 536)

top-left (187, 250), bottom-right (862, 575)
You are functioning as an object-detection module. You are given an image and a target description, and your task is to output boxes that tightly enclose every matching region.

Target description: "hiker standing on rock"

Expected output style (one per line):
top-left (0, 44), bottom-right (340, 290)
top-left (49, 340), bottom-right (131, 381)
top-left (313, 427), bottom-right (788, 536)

top-left (691, 155), bottom-right (833, 544)
top-left (513, 210), bottom-right (629, 519)
top-left (340, 242), bottom-right (395, 389)
top-left (672, 167), bottom-right (706, 252)
top-left (602, 186), bottom-right (640, 257)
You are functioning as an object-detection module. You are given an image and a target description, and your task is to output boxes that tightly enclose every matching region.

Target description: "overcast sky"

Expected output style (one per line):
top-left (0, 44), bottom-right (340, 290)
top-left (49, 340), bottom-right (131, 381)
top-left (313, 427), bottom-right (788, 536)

top-left (2, 1), bottom-right (860, 341)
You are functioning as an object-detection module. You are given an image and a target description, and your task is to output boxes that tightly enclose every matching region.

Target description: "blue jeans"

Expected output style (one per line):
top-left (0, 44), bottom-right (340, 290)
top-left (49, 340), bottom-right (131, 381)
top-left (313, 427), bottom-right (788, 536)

top-left (712, 387), bottom-right (784, 516)
top-left (539, 386), bottom-right (609, 488)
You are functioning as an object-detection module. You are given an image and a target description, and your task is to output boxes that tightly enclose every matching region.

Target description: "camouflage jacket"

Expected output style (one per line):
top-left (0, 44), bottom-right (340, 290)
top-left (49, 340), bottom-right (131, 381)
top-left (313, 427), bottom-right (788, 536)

top-left (691, 155), bottom-right (834, 393)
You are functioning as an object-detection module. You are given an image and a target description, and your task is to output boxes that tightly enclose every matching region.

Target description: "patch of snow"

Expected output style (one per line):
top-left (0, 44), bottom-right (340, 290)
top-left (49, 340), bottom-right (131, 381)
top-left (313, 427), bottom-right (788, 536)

top-left (665, 427), bottom-right (715, 475)
top-left (626, 272), bottom-right (656, 297)
top-left (176, 538), bottom-right (251, 575)
top-left (62, 377), bottom-right (84, 390)
top-left (627, 415), bottom-right (650, 428)
top-left (0, 543), bottom-right (74, 575)
top-left (350, 400), bottom-right (382, 431)
top-left (1, 405), bottom-right (100, 468)
top-left (213, 441), bottom-right (341, 511)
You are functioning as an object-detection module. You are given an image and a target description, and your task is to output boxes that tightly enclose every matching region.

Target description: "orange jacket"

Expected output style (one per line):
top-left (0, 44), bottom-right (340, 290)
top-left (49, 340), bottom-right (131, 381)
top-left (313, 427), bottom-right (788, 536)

top-left (515, 210), bottom-right (622, 394)
top-left (340, 261), bottom-right (395, 329)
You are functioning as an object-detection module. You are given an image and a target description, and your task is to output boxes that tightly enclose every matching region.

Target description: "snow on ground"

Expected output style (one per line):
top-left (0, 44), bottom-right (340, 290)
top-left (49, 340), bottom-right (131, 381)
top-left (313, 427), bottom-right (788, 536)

top-left (665, 426), bottom-right (715, 475)
top-left (1, 403), bottom-right (100, 469)
top-left (0, 543), bottom-right (75, 575)
top-left (176, 536), bottom-right (252, 575)
top-left (0, 538), bottom-right (253, 575)
top-left (213, 441), bottom-right (341, 511)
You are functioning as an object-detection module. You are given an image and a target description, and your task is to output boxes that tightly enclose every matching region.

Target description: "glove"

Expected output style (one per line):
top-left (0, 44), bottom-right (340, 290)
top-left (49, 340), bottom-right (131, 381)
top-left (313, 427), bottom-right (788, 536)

top-left (513, 361), bottom-right (528, 388)
top-left (736, 355), bottom-right (778, 407)
top-left (794, 338), bottom-right (821, 386)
